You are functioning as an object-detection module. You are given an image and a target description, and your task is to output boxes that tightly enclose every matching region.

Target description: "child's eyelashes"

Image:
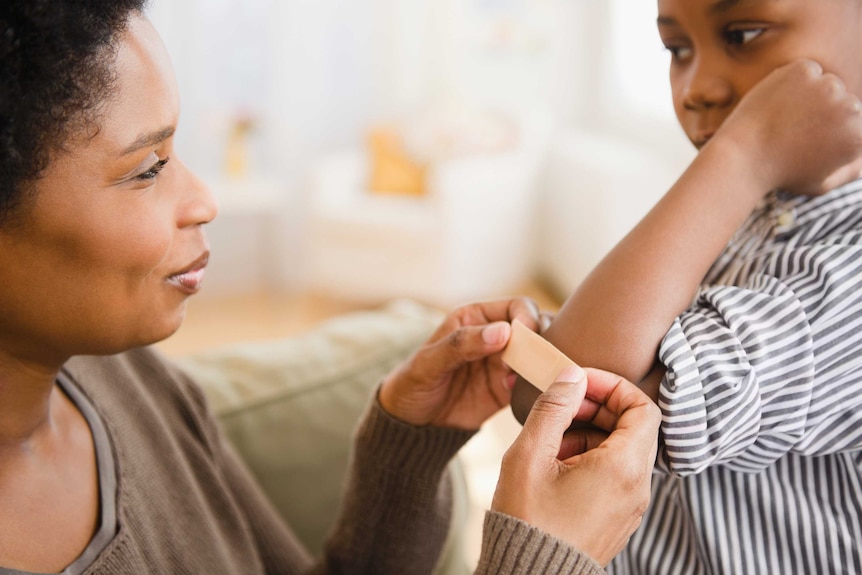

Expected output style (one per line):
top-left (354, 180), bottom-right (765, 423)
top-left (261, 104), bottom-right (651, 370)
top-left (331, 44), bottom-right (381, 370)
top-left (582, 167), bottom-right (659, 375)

top-left (724, 27), bottom-right (766, 47)
top-left (664, 44), bottom-right (693, 62)
top-left (662, 25), bottom-right (766, 63)
top-left (135, 157), bottom-right (170, 181)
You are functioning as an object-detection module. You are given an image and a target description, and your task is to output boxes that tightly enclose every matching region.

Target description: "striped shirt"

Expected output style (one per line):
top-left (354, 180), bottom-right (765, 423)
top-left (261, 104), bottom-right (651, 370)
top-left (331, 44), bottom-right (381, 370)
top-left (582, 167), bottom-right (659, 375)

top-left (610, 180), bottom-right (862, 574)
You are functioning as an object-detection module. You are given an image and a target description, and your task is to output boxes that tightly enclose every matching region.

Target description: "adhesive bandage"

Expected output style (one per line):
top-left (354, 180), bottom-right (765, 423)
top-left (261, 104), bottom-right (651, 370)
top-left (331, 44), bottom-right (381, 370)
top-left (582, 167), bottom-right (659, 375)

top-left (501, 319), bottom-right (581, 393)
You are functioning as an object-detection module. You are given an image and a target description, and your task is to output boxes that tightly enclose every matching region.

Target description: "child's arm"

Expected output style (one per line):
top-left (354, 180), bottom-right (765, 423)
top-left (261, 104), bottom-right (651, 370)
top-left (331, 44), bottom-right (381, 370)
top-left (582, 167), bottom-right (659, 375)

top-left (542, 136), bottom-right (762, 390)
top-left (534, 60), bottom-right (862, 394)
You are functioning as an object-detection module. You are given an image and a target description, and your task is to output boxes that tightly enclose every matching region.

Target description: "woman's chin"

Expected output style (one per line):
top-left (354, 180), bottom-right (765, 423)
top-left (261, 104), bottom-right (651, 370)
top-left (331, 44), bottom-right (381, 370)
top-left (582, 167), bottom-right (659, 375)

top-left (147, 306), bottom-right (188, 344)
top-left (100, 307), bottom-right (188, 354)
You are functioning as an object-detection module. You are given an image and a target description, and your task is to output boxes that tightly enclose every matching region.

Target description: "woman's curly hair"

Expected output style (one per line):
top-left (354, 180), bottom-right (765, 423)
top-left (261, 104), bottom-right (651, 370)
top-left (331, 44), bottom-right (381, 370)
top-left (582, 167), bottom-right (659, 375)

top-left (0, 0), bottom-right (147, 225)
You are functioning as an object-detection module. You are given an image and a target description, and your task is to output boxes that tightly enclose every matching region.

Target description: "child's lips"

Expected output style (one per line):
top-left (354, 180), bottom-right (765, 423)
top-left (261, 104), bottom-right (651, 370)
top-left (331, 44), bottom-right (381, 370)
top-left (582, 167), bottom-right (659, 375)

top-left (693, 132), bottom-right (715, 149)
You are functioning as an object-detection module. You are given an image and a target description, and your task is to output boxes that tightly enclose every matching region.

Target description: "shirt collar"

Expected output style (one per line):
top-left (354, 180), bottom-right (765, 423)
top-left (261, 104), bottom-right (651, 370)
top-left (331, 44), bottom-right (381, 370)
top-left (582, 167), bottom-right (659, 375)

top-left (774, 177), bottom-right (862, 230)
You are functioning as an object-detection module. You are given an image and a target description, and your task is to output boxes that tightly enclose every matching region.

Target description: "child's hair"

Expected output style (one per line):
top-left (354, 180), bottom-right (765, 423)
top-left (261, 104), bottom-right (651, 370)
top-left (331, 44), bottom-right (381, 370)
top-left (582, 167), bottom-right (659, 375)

top-left (0, 0), bottom-right (148, 225)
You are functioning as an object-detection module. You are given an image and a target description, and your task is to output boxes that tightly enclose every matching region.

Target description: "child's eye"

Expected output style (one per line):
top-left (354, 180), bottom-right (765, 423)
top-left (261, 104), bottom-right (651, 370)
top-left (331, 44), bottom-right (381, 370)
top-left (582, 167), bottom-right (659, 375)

top-left (724, 27), bottom-right (765, 47)
top-left (135, 157), bottom-right (170, 181)
top-left (665, 44), bottom-right (693, 62)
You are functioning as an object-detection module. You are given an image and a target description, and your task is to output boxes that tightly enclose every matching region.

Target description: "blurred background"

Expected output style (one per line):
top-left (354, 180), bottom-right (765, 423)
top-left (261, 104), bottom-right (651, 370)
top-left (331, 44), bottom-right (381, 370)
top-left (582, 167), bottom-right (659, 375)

top-left (149, 0), bottom-right (696, 566)
top-left (148, 0), bottom-right (695, 331)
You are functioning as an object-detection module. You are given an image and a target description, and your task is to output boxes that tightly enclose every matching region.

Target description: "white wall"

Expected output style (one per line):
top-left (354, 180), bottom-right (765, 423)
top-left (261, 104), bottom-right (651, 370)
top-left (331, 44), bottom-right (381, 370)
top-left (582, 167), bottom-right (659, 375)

top-left (148, 0), bottom-right (588, 179)
top-left (535, 0), bottom-right (696, 297)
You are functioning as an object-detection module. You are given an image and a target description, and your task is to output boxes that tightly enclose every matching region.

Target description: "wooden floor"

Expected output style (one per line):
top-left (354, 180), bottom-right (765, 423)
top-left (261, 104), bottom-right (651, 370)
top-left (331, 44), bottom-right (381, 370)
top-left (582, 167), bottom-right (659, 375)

top-left (156, 291), bottom-right (372, 357)
top-left (157, 281), bottom-right (562, 357)
top-left (155, 281), bottom-right (562, 568)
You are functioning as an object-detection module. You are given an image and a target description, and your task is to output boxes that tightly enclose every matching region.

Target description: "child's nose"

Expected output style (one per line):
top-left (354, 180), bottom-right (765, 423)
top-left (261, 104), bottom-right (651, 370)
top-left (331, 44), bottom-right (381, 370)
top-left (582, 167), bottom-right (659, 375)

top-left (682, 57), bottom-right (735, 111)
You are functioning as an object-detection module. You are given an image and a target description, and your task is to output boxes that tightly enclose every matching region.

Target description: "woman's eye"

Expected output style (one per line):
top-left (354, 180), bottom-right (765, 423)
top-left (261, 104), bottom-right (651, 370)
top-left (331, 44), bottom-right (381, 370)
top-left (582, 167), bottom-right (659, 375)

top-left (135, 157), bottom-right (170, 181)
top-left (725, 28), bottom-right (765, 46)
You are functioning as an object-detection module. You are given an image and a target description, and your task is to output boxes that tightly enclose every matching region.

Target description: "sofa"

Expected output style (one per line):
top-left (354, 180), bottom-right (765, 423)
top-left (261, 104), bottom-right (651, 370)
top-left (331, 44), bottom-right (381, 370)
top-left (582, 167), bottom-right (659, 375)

top-left (173, 299), bottom-right (472, 575)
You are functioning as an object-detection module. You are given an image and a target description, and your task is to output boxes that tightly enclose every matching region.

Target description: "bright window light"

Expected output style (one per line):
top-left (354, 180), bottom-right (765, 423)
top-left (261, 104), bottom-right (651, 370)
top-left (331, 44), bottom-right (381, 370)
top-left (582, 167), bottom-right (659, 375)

top-left (609, 0), bottom-right (675, 122)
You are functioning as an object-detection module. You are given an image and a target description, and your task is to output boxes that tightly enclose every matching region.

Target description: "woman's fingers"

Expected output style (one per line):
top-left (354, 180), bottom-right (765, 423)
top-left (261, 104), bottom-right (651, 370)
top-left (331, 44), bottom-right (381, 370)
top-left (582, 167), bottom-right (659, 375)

top-left (379, 297), bottom-right (548, 428)
top-left (411, 321), bottom-right (512, 378)
top-left (514, 366), bottom-right (588, 460)
top-left (493, 369), bottom-right (659, 566)
top-left (411, 296), bottom-right (543, 380)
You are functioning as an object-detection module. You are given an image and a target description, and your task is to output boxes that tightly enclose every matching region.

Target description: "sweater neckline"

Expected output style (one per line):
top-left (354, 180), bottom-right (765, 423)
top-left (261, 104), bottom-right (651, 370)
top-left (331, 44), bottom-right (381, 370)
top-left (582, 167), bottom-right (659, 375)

top-left (0, 375), bottom-right (118, 575)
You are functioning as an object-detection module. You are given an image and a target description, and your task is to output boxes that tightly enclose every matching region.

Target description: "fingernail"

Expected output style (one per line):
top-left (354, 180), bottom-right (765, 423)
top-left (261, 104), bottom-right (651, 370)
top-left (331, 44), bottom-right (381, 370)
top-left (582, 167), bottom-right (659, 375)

top-left (555, 364), bottom-right (585, 383)
top-left (482, 322), bottom-right (510, 345)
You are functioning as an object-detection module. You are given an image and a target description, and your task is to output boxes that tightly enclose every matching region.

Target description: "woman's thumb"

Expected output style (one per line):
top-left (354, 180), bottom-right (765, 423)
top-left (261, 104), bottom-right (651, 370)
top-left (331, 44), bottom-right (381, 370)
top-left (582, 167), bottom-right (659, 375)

top-left (517, 365), bottom-right (587, 458)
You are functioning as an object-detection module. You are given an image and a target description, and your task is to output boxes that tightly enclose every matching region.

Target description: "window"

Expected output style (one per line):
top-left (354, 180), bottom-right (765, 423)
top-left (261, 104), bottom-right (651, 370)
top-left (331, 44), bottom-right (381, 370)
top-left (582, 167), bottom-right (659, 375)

top-left (608, 0), bottom-right (676, 123)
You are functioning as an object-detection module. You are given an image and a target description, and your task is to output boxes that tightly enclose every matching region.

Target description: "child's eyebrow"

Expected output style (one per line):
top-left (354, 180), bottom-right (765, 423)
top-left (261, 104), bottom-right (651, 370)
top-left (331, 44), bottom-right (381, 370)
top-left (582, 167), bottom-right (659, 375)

top-left (711, 0), bottom-right (766, 14)
top-left (711, 0), bottom-right (743, 12)
top-left (659, 0), bottom-right (760, 26)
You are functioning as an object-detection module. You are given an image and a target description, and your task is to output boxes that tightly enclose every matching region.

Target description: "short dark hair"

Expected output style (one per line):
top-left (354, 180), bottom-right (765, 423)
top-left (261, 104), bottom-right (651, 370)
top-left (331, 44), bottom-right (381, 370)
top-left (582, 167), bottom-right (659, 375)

top-left (0, 0), bottom-right (148, 225)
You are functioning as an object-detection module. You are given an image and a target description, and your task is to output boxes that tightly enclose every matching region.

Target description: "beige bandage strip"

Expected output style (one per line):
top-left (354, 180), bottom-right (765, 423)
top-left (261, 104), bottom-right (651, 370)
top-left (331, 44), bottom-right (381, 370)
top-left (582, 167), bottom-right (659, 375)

top-left (501, 319), bottom-right (580, 393)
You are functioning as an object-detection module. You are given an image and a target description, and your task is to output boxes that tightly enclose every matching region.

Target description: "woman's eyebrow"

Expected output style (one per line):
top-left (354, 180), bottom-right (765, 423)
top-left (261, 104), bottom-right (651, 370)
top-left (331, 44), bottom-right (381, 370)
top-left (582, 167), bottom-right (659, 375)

top-left (120, 126), bottom-right (175, 156)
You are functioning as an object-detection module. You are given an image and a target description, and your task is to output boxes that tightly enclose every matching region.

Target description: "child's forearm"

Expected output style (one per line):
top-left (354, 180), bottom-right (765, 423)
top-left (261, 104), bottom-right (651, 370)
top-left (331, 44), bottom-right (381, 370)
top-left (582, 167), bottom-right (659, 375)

top-left (543, 138), bottom-right (768, 387)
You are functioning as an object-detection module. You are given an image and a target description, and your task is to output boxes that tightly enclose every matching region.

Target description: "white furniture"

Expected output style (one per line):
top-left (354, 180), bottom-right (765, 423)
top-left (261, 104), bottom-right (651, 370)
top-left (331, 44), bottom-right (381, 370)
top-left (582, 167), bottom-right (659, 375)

top-left (536, 130), bottom-right (694, 298)
top-left (202, 177), bottom-right (296, 296)
top-left (304, 122), bottom-right (549, 307)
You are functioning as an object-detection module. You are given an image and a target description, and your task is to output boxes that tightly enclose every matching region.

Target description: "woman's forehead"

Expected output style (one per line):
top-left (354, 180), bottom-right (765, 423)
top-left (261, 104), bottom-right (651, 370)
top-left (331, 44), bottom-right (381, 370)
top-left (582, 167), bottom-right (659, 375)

top-left (93, 14), bottom-right (179, 158)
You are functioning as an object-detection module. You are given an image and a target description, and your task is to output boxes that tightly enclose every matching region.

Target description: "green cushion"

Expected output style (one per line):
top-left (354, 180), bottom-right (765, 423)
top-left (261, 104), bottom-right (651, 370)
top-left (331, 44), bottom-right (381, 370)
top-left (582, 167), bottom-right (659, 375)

top-left (175, 300), bottom-right (470, 575)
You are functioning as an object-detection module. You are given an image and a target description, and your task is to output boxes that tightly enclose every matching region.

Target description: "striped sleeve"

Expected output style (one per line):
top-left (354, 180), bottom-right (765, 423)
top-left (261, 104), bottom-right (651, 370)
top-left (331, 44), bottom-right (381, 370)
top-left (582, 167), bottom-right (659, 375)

top-left (657, 242), bottom-right (862, 476)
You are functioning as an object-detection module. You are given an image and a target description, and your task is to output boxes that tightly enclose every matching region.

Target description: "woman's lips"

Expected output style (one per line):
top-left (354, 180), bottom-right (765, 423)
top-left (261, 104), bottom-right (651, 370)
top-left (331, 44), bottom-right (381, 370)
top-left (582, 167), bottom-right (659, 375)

top-left (167, 253), bottom-right (208, 294)
top-left (167, 267), bottom-right (206, 294)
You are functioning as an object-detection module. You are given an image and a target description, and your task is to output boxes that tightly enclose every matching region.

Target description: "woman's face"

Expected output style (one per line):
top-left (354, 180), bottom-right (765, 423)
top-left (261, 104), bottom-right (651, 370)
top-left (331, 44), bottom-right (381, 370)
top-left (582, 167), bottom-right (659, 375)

top-left (0, 14), bottom-right (217, 361)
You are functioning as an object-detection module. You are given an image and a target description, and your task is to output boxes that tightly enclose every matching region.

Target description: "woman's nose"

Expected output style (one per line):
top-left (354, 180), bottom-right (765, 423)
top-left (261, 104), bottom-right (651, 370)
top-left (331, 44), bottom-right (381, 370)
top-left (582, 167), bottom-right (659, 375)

top-left (175, 157), bottom-right (218, 228)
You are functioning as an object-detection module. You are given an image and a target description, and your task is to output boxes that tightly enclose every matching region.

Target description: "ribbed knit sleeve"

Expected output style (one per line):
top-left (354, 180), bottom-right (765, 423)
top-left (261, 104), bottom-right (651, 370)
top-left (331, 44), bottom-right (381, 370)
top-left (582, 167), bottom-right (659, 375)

top-left (318, 398), bottom-right (609, 575)
top-left (477, 512), bottom-right (606, 575)
top-left (315, 398), bottom-right (475, 575)
top-left (64, 350), bottom-right (615, 575)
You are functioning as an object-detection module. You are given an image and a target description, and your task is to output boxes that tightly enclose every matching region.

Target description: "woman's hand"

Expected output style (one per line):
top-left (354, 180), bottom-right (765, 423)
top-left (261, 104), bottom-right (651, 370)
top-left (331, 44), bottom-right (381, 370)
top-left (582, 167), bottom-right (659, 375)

top-left (379, 298), bottom-right (542, 430)
top-left (492, 367), bottom-right (662, 567)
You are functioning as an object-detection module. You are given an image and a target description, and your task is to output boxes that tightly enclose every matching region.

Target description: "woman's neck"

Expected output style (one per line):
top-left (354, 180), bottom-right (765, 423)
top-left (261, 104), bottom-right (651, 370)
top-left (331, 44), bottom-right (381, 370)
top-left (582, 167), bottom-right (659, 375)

top-left (0, 353), bottom-right (100, 573)
top-left (0, 350), bottom-right (66, 449)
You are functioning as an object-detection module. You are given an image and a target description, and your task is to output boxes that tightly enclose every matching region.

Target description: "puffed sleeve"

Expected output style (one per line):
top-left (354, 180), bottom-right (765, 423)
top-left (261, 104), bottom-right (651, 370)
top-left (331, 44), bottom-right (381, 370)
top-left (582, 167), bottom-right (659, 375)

top-left (657, 242), bottom-right (862, 475)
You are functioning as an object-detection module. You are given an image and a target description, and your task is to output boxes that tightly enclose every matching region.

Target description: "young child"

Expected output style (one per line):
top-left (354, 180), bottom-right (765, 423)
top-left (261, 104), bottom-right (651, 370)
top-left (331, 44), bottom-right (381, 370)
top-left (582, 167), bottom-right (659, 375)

top-left (514, 0), bottom-right (862, 573)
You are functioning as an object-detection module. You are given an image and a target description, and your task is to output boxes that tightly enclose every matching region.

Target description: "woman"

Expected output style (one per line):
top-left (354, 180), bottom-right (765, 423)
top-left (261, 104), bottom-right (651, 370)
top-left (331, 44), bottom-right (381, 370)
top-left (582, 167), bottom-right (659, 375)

top-left (0, 2), bottom-right (661, 574)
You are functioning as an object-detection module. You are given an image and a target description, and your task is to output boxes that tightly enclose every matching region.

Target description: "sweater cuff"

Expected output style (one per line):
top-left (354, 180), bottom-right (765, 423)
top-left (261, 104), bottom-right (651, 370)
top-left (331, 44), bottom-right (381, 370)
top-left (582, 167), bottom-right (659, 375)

top-left (353, 395), bottom-right (477, 477)
top-left (477, 511), bottom-right (606, 575)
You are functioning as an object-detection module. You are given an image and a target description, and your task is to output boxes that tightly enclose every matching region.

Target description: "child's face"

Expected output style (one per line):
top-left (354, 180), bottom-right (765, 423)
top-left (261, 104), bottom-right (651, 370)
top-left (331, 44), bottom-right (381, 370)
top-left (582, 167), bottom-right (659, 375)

top-left (657, 0), bottom-right (862, 149)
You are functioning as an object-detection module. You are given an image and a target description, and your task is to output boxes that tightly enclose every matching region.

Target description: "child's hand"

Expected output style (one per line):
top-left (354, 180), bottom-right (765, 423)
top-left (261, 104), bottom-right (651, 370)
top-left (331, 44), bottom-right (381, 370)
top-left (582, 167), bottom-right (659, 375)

top-left (717, 59), bottom-right (862, 196)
